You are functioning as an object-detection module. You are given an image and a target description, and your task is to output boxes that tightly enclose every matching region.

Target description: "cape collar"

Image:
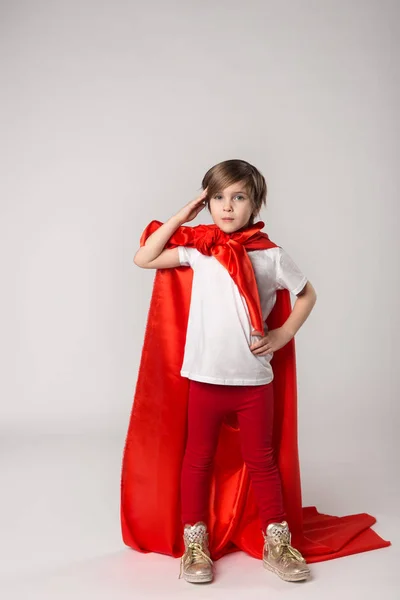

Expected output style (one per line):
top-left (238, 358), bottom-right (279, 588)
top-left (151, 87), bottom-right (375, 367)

top-left (186, 220), bottom-right (267, 255)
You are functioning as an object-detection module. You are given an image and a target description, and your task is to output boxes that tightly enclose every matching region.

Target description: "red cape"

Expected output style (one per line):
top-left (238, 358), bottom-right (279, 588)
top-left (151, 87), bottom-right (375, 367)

top-left (120, 222), bottom-right (390, 563)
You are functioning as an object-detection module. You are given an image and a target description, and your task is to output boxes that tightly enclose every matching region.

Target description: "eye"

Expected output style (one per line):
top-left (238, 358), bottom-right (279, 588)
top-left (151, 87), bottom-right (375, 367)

top-left (213, 194), bottom-right (245, 200)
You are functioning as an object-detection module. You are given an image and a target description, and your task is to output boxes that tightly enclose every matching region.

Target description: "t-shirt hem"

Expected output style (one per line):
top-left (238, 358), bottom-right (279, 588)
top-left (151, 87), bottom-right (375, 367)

top-left (177, 246), bottom-right (189, 267)
top-left (180, 371), bottom-right (274, 386)
top-left (291, 277), bottom-right (308, 295)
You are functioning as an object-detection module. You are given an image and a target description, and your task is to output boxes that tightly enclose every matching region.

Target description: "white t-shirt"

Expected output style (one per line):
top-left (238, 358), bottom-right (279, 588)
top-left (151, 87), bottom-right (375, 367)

top-left (177, 245), bottom-right (307, 386)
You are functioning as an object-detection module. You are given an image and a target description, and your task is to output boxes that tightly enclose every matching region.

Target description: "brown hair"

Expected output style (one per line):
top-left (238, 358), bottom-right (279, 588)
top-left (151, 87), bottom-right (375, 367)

top-left (201, 159), bottom-right (267, 226)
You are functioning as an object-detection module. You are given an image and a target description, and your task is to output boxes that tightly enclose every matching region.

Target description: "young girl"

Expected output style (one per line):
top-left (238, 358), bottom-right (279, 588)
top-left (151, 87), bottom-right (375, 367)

top-left (132, 159), bottom-right (317, 583)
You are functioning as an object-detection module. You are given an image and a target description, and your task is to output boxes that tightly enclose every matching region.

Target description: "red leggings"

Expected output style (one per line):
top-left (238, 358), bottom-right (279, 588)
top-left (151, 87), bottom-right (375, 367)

top-left (180, 380), bottom-right (287, 532)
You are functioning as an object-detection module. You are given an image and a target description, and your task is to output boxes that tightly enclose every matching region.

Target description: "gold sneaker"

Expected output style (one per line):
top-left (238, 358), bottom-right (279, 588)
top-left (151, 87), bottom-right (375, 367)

top-left (179, 521), bottom-right (214, 583)
top-left (263, 521), bottom-right (311, 582)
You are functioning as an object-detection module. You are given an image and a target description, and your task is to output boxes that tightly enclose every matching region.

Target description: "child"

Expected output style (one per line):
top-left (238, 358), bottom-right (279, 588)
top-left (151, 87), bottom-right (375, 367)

top-left (132, 159), bottom-right (317, 583)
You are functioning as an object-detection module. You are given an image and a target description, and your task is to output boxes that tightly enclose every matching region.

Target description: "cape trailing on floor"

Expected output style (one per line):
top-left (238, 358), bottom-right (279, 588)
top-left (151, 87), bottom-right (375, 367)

top-left (120, 220), bottom-right (390, 563)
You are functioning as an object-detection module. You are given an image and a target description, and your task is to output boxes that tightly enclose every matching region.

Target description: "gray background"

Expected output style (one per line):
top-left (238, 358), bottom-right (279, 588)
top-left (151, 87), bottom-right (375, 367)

top-left (1, 0), bottom-right (398, 597)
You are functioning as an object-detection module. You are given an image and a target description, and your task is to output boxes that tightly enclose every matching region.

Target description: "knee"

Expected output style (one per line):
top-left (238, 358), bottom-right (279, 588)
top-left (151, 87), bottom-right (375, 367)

top-left (243, 447), bottom-right (276, 472)
top-left (182, 447), bottom-right (215, 472)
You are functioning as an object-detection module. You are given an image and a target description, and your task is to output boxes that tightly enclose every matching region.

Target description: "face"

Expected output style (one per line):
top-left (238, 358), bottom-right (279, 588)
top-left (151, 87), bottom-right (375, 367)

top-left (209, 181), bottom-right (255, 233)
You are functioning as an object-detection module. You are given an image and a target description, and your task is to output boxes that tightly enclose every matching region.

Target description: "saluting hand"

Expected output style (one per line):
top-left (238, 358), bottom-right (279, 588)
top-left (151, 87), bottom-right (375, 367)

top-left (175, 187), bottom-right (209, 225)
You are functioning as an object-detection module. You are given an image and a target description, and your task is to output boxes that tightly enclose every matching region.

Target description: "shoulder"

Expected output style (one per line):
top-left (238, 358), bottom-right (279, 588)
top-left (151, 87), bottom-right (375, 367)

top-left (247, 246), bottom-right (281, 264)
top-left (247, 247), bottom-right (280, 278)
top-left (249, 245), bottom-right (297, 266)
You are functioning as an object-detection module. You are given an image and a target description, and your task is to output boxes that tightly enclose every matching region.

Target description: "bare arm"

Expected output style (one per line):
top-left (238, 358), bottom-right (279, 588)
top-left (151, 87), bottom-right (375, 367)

top-left (133, 215), bottom-right (184, 268)
top-left (133, 188), bottom-right (208, 269)
top-left (281, 281), bottom-right (317, 337)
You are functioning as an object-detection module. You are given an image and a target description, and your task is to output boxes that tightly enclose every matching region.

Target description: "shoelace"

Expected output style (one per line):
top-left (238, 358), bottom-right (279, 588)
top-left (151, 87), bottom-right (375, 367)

top-left (178, 542), bottom-right (214, 579)
top-left (263, 531), bottom-right (306, 566)
top-left (278, 543), bottom-right (306, 566)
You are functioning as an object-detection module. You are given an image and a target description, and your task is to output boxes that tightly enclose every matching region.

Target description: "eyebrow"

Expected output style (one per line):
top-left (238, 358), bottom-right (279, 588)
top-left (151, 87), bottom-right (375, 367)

top-left (215, 190), bottom-right (248, 195)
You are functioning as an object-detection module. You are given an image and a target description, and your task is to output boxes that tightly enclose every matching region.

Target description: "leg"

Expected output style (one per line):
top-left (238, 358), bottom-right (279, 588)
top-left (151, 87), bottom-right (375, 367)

top-left (235, 383), bottom-right (287, 530)
top-left (180, 380), bottom-right (227, 526)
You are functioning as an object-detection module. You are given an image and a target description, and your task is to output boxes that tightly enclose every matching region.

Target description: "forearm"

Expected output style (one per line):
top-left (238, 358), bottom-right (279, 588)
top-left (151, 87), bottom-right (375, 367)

top-left (281, 282), bottom-right (317, 338)
top-left (134, 215), bottom-right (183, 265)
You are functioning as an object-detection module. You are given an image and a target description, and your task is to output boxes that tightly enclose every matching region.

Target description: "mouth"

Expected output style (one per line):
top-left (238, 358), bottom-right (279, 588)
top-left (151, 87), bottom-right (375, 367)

top-left (221, 218), bottom-right (234, 221)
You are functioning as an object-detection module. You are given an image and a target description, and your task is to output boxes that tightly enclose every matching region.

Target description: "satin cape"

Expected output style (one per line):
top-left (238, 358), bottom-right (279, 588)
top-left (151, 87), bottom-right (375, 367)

top-left (121, 220), bottom-right (390, 563)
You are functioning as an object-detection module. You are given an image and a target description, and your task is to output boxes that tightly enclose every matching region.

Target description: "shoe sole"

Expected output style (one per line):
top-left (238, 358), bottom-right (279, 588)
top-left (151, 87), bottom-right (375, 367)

top-left (263, 559), bottom-right (310, 582)
top-left (182, 572), bottom-right (213, 583)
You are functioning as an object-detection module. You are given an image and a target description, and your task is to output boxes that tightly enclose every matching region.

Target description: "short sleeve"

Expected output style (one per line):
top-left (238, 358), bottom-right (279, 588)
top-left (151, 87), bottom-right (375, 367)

top-left (275, 247), bottom-right (308, 295)
top-left (177, 246), bottom-right (199, 268)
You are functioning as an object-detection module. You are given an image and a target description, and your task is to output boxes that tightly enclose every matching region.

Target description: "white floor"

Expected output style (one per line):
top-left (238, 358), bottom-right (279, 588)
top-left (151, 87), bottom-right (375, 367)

top-left (0, 434), bottom-right (397, 599)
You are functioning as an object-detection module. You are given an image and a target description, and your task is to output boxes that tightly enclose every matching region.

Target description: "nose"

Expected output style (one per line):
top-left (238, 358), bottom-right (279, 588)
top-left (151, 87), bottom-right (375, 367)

top-left (223, 200), bottom-right (233, 212)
